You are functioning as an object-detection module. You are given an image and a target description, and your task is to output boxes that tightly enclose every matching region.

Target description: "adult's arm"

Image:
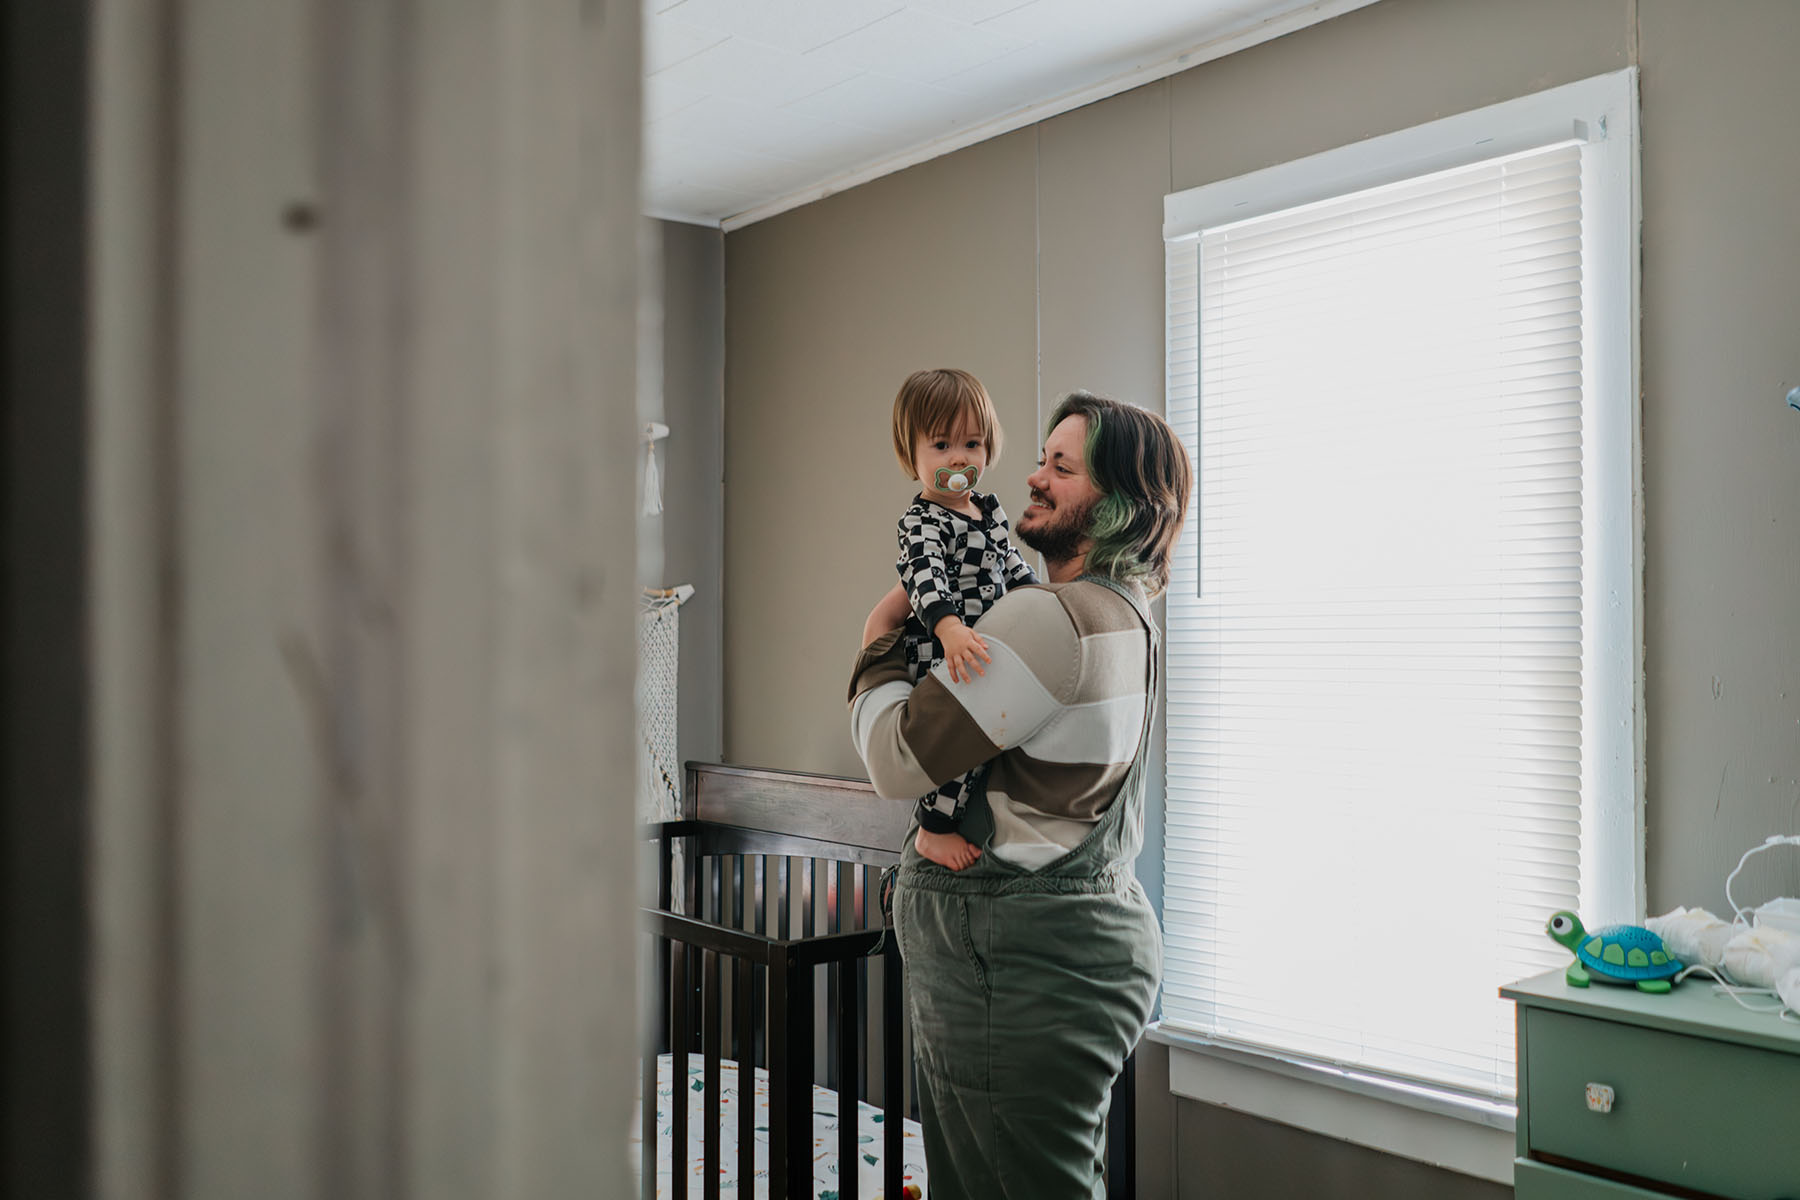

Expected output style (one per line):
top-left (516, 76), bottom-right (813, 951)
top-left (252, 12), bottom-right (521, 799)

top-left (861, 582), bottom-right (911, 648)
top-left (847, 586), bottom-right (1077, 800)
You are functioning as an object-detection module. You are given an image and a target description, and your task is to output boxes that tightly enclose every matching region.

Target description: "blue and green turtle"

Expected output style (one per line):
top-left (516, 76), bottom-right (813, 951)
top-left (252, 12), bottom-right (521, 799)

top-left (1545, 910), bottom-right (1682, 993)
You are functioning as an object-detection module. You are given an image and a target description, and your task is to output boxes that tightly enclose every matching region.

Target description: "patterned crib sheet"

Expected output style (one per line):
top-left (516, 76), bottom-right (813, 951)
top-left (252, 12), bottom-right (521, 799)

top-left (632, 1052), bottom-right (928, 1199)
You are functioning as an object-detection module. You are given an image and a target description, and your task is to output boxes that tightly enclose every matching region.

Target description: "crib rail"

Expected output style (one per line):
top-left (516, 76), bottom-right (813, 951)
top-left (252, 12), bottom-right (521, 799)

top-left (641, 762), bottom-right (1139, 1200)
top-left (642, 808), bottom-right (909, 1200)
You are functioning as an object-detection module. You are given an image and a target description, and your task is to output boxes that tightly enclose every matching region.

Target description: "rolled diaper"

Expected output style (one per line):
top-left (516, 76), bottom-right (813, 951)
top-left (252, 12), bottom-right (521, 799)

top-left (1779, 966), bottom-right (1800, 1016)
top-left (1720, 924), bottom-right (1800, 990)
top-left (1646, 906), bottom-right (1734, 969)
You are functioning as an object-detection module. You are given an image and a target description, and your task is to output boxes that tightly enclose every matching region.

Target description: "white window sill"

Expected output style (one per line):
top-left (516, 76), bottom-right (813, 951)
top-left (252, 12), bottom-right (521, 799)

top-left (1147, 1022), bottom-right (1517, 1184)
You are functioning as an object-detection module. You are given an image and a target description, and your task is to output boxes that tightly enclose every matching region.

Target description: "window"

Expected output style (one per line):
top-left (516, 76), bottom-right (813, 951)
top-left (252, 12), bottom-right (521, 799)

top-left (1158, 70), bottom-right (1641, 1119)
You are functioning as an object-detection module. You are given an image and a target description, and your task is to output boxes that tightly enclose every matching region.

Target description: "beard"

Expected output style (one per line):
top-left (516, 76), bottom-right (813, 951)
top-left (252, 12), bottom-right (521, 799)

top-left (1016, 493), bottom-right (1095, 565)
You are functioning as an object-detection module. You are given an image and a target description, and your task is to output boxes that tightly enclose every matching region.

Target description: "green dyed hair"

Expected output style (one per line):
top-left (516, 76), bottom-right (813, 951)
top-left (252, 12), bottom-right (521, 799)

top-left (1046, 391), bottom-right (1192, 597)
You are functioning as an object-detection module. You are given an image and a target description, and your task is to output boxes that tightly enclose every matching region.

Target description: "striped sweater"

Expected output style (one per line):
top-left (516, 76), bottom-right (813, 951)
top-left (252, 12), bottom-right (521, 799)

top-left (849, 579), bottom-right (1151, 868)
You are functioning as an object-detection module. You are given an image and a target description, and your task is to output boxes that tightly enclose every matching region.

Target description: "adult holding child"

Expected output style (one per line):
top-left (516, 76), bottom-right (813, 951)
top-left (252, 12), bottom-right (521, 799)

top-left (850, 390), bottom-right (1192, 1199)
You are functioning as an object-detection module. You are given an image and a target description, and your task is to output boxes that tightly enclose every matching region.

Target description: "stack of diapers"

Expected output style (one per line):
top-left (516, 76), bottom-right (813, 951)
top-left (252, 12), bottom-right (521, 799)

top-left (1651, 836), bottom-right (1800, 1018)
top-left (1648, 905), bottom-right (1800, 1001)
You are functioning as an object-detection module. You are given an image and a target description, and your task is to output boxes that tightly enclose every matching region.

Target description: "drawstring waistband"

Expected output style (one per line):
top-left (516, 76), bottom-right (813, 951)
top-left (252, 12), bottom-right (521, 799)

top-left (898, 862), bottom-right (1132, 897)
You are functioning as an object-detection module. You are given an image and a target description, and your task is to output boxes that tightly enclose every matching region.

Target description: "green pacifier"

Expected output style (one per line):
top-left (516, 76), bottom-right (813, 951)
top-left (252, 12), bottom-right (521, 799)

top-left (935, 464), bottom-right (980, 493)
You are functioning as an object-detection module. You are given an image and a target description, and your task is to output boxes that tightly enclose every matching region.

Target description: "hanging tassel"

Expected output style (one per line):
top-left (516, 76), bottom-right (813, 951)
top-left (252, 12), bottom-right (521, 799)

top-left (642, 421), bottom-right (669, 516)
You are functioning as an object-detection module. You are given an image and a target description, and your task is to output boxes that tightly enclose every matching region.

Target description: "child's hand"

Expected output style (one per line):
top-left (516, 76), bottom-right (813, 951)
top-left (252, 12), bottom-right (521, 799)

top-left (934, 617), bottom-right (990, 684)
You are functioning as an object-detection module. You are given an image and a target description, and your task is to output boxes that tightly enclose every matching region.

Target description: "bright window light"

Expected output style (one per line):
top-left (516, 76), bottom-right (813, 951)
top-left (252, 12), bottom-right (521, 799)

top-left (1159, 71), bottom-right (1639, 1104)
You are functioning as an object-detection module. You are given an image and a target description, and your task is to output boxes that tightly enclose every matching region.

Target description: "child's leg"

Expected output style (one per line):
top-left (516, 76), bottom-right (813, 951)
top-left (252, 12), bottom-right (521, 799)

top-left (912, 767), bottom-right (982, 871)
top-left (901, 624), bottom-right (939, 685)
top-left (915, 825), bottom-right (979, 871)
top-left (902, 624), bottom-right (982, 868)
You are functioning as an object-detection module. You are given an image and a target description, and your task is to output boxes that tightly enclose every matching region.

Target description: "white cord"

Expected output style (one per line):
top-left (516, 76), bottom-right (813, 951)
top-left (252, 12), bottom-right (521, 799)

top-left (1673, 964), bottom-right (1788, 1015)
top-left (1724, 834), bottom-right (1800, 927)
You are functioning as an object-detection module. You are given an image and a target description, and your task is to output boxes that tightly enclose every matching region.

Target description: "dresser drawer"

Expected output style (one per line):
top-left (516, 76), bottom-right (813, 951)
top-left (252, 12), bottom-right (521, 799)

top-left (1524, 1008), bottom-right (1800, 1197)
top-left (1514, 1158), bottom-right (1667, 1199)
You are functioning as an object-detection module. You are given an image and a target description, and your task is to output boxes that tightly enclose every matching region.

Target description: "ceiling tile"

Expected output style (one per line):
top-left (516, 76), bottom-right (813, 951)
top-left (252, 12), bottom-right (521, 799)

top-left (653, 94), bottom-right (871, 165)
top-left (649, 136), bottom-right (823, 194)
top-left (784, 72), bottom-right (977, 142)
top-left (664, 0), bottom-right (906, 55)
top-left (651, 36), bottom-right (863, 108)
top-left (645, 16), bottom-right (729, 74)
top-left (907, 0), bottom-right (1043, 24)
top-left (933, 43), bottom-right (1079, 103)
top-left (817, 7), bottom-right (1031, 85)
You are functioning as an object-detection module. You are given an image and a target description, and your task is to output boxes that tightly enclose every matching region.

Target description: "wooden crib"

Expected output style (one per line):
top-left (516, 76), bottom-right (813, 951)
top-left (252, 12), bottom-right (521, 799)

top-left (640, 761), bottom-right (1139, 1200)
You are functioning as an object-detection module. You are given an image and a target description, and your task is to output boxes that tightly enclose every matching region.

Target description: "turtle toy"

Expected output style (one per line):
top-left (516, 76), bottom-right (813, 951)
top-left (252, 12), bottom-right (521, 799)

top-left (1546, 910), bottom-right (1683, 993)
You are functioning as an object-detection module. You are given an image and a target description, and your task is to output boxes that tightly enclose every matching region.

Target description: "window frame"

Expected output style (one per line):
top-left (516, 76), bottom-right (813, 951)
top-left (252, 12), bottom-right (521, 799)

top-left (1153, 67), bottom-right (1642, 1182)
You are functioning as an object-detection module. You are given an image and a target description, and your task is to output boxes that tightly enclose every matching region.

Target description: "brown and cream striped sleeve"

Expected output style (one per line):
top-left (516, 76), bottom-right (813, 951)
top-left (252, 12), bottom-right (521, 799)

top-left (848, 587), bottom-right (1079, 802)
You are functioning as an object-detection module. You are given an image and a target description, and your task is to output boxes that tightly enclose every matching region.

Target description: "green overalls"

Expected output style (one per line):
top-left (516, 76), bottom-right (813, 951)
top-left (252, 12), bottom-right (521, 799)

top-left (890, 576), bottom-right (1162, 1200)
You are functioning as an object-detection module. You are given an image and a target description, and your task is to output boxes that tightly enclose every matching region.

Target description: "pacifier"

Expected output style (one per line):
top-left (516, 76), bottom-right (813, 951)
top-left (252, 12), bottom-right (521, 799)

top-left (935, 464), bottom-right (979, 493)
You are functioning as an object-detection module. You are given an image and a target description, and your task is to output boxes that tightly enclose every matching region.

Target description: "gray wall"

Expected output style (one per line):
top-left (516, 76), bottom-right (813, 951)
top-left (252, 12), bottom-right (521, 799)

top-left (655, 219), bottom-right (727, 766)
top-left (724, 130), bottom-right (1041, 773)
top-left (718, 0), bottom-right (1800, 1196)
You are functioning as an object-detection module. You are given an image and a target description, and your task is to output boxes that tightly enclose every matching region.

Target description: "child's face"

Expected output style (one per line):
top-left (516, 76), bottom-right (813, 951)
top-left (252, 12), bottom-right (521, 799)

top-left (913, 417), bottom-right (989, 503)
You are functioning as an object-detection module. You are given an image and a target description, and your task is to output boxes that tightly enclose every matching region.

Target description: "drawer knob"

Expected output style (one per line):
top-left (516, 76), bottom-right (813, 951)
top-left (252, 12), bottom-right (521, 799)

top-left (1585, 1082), bottom-right (1615, 1113)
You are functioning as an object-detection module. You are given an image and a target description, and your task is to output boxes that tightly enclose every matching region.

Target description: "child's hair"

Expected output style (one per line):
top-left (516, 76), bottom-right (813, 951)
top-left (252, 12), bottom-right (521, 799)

top-left (890, 368), bottom-right (1001, 480)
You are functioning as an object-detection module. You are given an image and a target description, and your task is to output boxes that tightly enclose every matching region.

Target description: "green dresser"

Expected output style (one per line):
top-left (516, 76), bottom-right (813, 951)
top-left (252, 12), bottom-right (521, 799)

top-left (1503, 968), bottom-right (1800, 1199)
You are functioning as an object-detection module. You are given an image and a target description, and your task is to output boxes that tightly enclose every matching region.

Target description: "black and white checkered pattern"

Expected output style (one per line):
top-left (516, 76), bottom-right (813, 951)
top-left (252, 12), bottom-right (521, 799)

top-left (896, 492), bottom-right (1038, 830)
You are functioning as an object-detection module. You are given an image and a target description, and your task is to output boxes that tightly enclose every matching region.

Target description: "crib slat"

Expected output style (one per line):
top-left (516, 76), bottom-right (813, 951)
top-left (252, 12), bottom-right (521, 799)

top-left (682, 835), bottom-right (698, 920)
top-left (642, 933), bottom-right (658, 1200)
top-left (837, 958), bottom-right (860, 1200)
top-left (753, 856), bottom-right (766, 936)
top-left (827, 860), bottom-right (841, 933)
top-left (854, 863), bottom-right (869, 1095)
top-left (882, 939), bottom-right (904, 1200)
top-left (785, 958), bottom-right (814, 1200)
top-left (766, 953), bottom-right (790, 1200)
top-left (658, 833), bottom-right (673, 909)
top-left (708, 855), bottom-right (722, 925)
top-left (703, 948), bottom-right (721, 1200)
top-left (801, 858), bottom-right (814, 939)
top-left (731, 855), bottom-right (744, 926)
top-left (824, 862), bottom-right (840, 1090)
top-left (735, 956), bottom-right (754, 1197)
top-left (752, 859), bottom-right (767, 1068)
top-left (670, 941), bottom-right (690, 1200)
top-left (778, 856), bottom-right (790, 940)
top-left (724, 856), bottom-right (738, 1064)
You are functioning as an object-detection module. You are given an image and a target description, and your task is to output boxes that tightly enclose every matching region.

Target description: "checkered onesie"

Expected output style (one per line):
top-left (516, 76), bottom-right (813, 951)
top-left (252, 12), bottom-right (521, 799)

top-left (896, 491), bottom-right (1038, 833)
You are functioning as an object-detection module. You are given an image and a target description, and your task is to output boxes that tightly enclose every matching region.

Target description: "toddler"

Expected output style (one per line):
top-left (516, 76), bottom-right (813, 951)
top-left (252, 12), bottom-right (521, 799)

top-left (879, 368), bottom-right (1038, 870)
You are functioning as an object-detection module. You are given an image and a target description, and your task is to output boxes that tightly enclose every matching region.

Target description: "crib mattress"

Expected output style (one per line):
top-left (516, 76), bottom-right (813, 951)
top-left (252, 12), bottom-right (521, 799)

top-left (633, 1052), bottom-right (928, 1199)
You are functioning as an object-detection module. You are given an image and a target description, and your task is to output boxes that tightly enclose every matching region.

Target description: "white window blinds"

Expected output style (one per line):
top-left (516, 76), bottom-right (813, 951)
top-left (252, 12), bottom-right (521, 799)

top-left (1161, 139), bottom-right (1611, 1101)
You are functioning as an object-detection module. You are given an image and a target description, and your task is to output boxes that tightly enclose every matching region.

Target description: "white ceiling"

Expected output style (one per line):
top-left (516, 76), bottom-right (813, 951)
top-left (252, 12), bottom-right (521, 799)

top-left (644, 0), bottom-right (1380, 230)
